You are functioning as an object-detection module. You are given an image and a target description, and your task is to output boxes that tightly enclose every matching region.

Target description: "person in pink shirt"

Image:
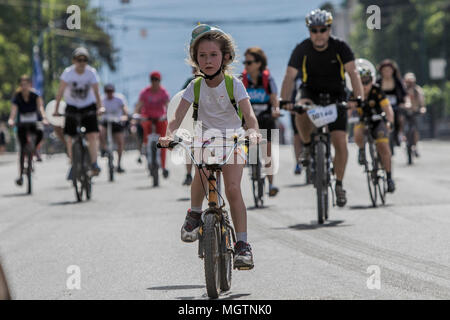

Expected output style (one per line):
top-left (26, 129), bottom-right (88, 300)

top-left (135, 71), bottom-right (170, 177)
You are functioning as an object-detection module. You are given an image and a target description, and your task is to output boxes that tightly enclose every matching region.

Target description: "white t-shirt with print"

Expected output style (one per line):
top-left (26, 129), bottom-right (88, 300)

top-left (102, 93), bottom-right (127, 120)
top-left (60, 65), bottom-right (100, 108)
top-left (182, 76), bottom-right (249, 133)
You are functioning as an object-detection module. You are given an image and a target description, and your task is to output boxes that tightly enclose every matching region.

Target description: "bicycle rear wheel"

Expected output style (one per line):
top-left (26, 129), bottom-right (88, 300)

top-left (203, 212), bottom-right (221, 299)
top-left (315, 142), bottom-right (327, 224)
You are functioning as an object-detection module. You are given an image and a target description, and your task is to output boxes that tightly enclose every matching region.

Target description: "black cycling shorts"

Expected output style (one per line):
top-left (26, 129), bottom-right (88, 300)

top-left (17, 123), bottom-right (43, 148)
top-left (257, 113), bottom-right (277, 142)
top-left (100, 121), bottom-right (124, 133)
top-left (64, 104), bottom-right (99, 137)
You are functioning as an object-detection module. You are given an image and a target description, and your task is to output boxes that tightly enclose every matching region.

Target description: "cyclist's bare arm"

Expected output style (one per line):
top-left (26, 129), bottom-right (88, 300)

top-left (121, 103), bottom-right (129, 121)
top-left (345, 61), bottom-right (364, 100)
top-left (92, 83), bottom-right (104, 111)
top-left (7, 103), bottom-right (18, 126)
top-left (384, 102), bottom-right (395, 124)
top-left (280, 66), bottom-right (299, 108)
top-left (37, 96), bottom-right (48, 124)
top-left (239, 98), bottom-right (261, 143)
top-left (54, 80), bottom-right (68, 115)
top-left (134, 100), bottom-right (143, 115)
top-left (270, 93), bottom-right (280, 117)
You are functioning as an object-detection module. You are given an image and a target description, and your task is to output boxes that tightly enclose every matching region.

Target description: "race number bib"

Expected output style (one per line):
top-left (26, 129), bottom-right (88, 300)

top-left (306, 104), bottom-right (338, 128)
top-left (20, 112), bottom-right (38, 123)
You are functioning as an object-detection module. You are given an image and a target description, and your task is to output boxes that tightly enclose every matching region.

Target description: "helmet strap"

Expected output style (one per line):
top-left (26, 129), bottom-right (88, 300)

top-left (200, 65), bottom-right (223, 80)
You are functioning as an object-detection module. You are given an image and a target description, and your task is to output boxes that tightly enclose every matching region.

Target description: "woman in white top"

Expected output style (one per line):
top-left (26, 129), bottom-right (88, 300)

top-left (99, 83), bottom-right (129, 172)
top-left (159, 24), bottom-right (261, 269)
top-left (53, 47), bottom-right (104, 178)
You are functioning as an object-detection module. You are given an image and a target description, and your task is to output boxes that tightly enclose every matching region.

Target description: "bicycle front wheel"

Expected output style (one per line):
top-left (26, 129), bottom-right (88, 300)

top-left (219, 225), bottom-right (232, 292)
top-left (315, 142), bottom-right (327, 224)
top-left (203, 212), bottom-right (221, 299)
top-left (72, 142), bottom-right (83, 202)
top-left (26, 151), bottom-right (33, 195)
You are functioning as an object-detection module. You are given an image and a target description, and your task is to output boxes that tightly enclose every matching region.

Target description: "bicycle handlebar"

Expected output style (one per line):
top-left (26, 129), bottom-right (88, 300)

top-left (279, 100), bottom-right (348, 114)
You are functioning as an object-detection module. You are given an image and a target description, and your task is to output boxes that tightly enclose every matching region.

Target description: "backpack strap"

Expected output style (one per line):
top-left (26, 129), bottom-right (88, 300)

top-left (242, 70), bottom-right (249, 88)
top-left (192, 77), bottom-right (202, 121)
top-left (262, 69), bottom-right (270, 95)
top-left (224, 74), bottom-right (242, 120)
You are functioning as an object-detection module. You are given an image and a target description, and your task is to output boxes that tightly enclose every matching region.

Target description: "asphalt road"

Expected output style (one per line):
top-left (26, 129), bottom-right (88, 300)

top-left (0, 140), bottom-right (449, 300)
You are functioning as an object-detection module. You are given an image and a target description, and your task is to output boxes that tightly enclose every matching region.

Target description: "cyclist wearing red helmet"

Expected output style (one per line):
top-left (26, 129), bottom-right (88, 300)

top-left (135, 71), bottom-right (171, 178)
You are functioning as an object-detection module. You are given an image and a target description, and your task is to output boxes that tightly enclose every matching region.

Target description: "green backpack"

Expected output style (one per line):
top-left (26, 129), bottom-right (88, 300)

top-left (192, 74), bottom-right (244, 124)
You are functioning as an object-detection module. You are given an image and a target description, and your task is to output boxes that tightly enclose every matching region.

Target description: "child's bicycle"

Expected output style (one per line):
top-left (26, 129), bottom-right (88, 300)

top-left (158, 135), bottom-right (251, 299)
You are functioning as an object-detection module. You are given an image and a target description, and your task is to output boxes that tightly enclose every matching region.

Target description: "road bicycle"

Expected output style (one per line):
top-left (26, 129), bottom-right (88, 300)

top-left (349, 111), bottom-right (387, 207)
top-left (158, 135), bottom-right (250, 298)
top-left (281, 100), bottom-right (348, 224)
top-left (64, 111), bottom-right (96, 202)
top-left (17, 123), bottom-right (37, 194)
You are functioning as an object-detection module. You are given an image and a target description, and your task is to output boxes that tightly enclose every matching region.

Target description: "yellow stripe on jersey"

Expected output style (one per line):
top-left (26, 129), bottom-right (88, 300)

top-left (336, 54), bottom-right (345, 80)
top-left (302, 55), bottom-right (307, 83)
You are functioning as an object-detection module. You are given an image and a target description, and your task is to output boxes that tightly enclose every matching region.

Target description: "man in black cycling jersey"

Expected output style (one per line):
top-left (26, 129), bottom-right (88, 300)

top-left (281, 9), bottom-right (364, 207)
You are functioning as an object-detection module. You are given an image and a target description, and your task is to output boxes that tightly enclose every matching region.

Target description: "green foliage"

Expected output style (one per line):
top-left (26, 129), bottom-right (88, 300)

top-left (423, 81), bottom-right (450, 116)
top-left (349, 0), bottom-right (449, 85)
top-left (0, 0), bottom-right (116, 117)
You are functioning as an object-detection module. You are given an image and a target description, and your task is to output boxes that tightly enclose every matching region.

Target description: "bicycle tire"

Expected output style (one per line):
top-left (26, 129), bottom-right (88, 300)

top-left (203, 213), bottom-right (221, 299)
top-left (219, 226), bottom-right (232, 292)
top-left (108, 153), bottom-right (114, 182)
top-left (250, 165), bottom-right (260, 208)
top-left (72, 142), bottom-right (83, 202)
top-left (367, 143), bottom-right (378, 207)
top-left (82, 147), bottom-right (92, 200)
top-left (26, 151), bottom-right (32, 195)
top-left (151, 141), bottom-right (159, 187)
top-left (315, 142), bottom-right (326, 224)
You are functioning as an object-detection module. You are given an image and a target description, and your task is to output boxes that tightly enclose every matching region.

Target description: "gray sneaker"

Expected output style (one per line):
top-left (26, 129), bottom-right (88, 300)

top-left (181, 209), bottom-right (201, 243)
top-left (335, 184), bottom-right (347, 207)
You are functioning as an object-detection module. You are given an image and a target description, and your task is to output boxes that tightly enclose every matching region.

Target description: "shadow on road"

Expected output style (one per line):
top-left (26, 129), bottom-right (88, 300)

top-left (349, 204), bottom-right (394, 210)
top-left (49, 200), bottom-right (80, 206)
top-left (148, 284), bottom-right (205, 291)
top-left (272, 220), bottom-right (349, 231)
top-left (175, 292), bottom-right (251, 300)
top-left (2, 193), bottom-right (31, 198)
top-left (284, 183), bottom-right (310, 188)
top-left (177, 197), bottom-right (190, 202)
top-left (247, 204), bottom-right (274, 211)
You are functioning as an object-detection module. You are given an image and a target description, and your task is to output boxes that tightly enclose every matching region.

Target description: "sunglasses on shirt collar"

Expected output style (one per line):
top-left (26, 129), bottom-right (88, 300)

top-left (309, 27), bottom-right (329, 34)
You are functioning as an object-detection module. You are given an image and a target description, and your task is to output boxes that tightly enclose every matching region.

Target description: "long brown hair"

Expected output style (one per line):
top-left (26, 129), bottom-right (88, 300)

top-left (377, 59), bottom-right (403, 83)
top-left (244, 47), bottom-right (268, 73)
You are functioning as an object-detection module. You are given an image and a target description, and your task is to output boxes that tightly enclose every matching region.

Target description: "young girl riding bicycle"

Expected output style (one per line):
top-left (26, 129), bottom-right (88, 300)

top-left (158, 24), bottom-right (261, 269)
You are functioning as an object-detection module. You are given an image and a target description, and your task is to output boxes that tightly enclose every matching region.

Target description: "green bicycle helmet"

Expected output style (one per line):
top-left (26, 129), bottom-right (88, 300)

top-left (189, 24), bottom-right (235, 63)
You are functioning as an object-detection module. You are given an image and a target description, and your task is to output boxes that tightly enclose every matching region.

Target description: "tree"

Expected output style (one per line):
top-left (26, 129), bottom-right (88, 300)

top-left (0, 0), bottom-right (117, 116)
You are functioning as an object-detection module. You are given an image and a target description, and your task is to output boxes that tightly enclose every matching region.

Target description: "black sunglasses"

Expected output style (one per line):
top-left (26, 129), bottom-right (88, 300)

top-left (362, 79), bottom-right (372, 85)
top-left (309, 27), bottom-right (329, 34)
top-left (76, 58), bottom-right (88, 63)
top-left (151, 77), bottom-right (160, 81)
top-left (243, 60), bottom-right (256, 66)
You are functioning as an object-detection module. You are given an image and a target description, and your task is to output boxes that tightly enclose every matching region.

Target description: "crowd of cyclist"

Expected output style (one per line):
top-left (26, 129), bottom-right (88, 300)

top-left (4, 8), bottom-right (428, 271)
